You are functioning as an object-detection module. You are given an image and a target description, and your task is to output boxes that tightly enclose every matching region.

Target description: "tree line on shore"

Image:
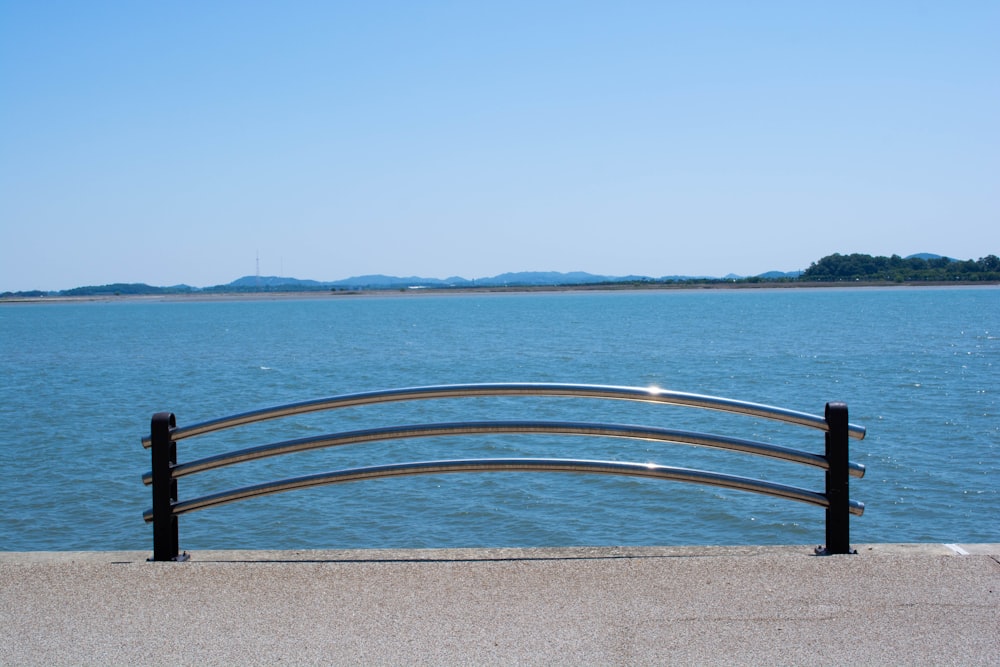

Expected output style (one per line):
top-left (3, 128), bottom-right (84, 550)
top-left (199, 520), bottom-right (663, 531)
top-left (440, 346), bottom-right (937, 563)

top-left (799, 253), bottom-right (1000, 283)
top-left (4, 252), bottom-right (999, 298)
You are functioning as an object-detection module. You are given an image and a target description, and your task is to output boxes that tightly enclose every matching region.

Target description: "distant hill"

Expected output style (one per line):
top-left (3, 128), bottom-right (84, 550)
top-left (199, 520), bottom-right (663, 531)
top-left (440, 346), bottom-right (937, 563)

top-left (757, 270), bottom-right (804, 279)
top-left (801, 252), bottom-right (998, 282)
top-left (6, 252), bottom-right (996, 298)
top-left (221, 271), bottom-right (718, 290)
top-left (331, 274), bottom-right (456, 288)
top-left (228, 276), bottom-right (327, 288)
top-left (471, 271), bottom-right (630, 286)
top-left (60, 282), bottom-right (185, 296)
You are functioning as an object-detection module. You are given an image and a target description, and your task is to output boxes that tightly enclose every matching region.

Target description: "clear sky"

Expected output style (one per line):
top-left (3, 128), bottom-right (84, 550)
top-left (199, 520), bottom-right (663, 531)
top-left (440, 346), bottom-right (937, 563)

top-left (1, 1), bottom-right (998, 291)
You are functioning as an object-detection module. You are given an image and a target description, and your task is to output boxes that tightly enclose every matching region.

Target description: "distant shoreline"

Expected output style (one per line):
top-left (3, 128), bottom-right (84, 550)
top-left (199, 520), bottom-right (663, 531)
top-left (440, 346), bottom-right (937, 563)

top-left (2, 280), bottom-right (997, 304)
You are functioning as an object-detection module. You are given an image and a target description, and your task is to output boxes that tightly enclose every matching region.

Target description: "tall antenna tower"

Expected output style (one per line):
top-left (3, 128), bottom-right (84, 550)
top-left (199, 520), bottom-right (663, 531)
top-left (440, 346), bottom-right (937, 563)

top-left (255, 251), bottom-right (260, 292)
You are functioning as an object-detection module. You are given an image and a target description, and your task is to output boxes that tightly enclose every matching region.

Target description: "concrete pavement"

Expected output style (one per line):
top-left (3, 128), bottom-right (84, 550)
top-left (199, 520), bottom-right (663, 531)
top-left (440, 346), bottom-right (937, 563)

top-left (1, 543), bottom-right (997, 665)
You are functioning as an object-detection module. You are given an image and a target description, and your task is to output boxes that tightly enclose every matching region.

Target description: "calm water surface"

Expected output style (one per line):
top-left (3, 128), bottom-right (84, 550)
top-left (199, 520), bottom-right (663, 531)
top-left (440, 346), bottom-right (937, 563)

top-left (1, 287), bottom-right (996, 551)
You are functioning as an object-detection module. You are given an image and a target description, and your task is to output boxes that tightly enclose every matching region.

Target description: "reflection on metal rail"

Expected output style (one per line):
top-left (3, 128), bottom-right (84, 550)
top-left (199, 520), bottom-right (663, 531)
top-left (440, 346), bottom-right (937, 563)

top-left (142, 383), bottom-right (867, 447)
top-left (142, 383), bottom-right (866, 561)
top-left (142, 421), bottom-right (866, 485)
top-left (144, 458), bottom-right (866, 522)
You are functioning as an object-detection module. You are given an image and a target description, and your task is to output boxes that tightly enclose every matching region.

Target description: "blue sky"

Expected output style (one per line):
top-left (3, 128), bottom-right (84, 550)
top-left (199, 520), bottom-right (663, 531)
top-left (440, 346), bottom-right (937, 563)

top-left (1, 1), bottom-right (997, 291)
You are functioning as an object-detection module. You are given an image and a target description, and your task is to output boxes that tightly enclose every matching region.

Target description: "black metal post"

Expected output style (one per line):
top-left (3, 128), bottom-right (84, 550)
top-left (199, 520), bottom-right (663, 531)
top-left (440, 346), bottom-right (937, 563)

top-left (150, 412), bottom-right (179, 561)
top-left (824, 402), bottom-right (851, 554)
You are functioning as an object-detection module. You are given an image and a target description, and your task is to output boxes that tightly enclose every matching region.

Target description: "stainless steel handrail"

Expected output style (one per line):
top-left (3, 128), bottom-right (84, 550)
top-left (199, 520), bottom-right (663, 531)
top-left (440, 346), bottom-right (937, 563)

top-left (142, 383), bottom-right (867, 448)
top-left (143, 457), bottom-right (866, 522)
top-left (143, 385), bottom-right (868, 560)
top-left (142, 420), bottom-right (865, 485)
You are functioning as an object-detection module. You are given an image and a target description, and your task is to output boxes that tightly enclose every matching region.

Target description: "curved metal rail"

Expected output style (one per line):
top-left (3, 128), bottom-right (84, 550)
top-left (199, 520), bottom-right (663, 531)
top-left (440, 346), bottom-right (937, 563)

top-left (143, 385), bottom-right (867, 560)
top-left (142, 383), bottom-right (867, 447)
top-left (143, 420), bottom-right (865, 485)
top-left (143, 458), bottom-right (866, 522)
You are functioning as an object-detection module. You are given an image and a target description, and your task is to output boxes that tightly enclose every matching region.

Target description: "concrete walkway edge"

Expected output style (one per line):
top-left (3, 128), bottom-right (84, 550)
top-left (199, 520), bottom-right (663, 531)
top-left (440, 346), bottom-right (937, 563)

top-left (2, 544), bottom-right (998, 665)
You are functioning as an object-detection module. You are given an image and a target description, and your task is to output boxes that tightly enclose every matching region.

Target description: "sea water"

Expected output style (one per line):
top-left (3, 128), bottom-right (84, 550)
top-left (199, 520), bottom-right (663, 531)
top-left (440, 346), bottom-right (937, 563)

top-left (0, 287), bottom-right (996, 551)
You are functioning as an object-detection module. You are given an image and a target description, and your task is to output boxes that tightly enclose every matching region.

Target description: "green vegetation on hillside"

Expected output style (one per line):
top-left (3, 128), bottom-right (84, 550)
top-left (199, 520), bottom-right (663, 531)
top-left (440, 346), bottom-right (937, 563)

top-left (61, 283), bottom-right (176, 296)
top-left (800, 253), bottom-right (1000, 282)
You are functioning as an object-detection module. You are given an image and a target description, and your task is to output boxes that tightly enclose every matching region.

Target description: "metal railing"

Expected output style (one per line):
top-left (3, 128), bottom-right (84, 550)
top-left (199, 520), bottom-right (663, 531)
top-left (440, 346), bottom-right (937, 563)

top-left (142, 383), bottom-right (866, 560)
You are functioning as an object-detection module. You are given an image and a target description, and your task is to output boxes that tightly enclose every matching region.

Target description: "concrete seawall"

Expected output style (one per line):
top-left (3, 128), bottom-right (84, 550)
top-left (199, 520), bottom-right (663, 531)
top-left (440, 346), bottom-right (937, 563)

top-left (2, 543), bottom-right (997, 666)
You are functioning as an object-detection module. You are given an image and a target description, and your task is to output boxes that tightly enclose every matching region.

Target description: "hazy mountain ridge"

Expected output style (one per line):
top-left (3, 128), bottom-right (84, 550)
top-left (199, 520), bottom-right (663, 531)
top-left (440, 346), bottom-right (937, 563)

top-left (215, 253), bottom-right (962, 290)
top-left (228, 268), bottom-right (805, 290)
top-left (8, 253), bottom-right (998, 297)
